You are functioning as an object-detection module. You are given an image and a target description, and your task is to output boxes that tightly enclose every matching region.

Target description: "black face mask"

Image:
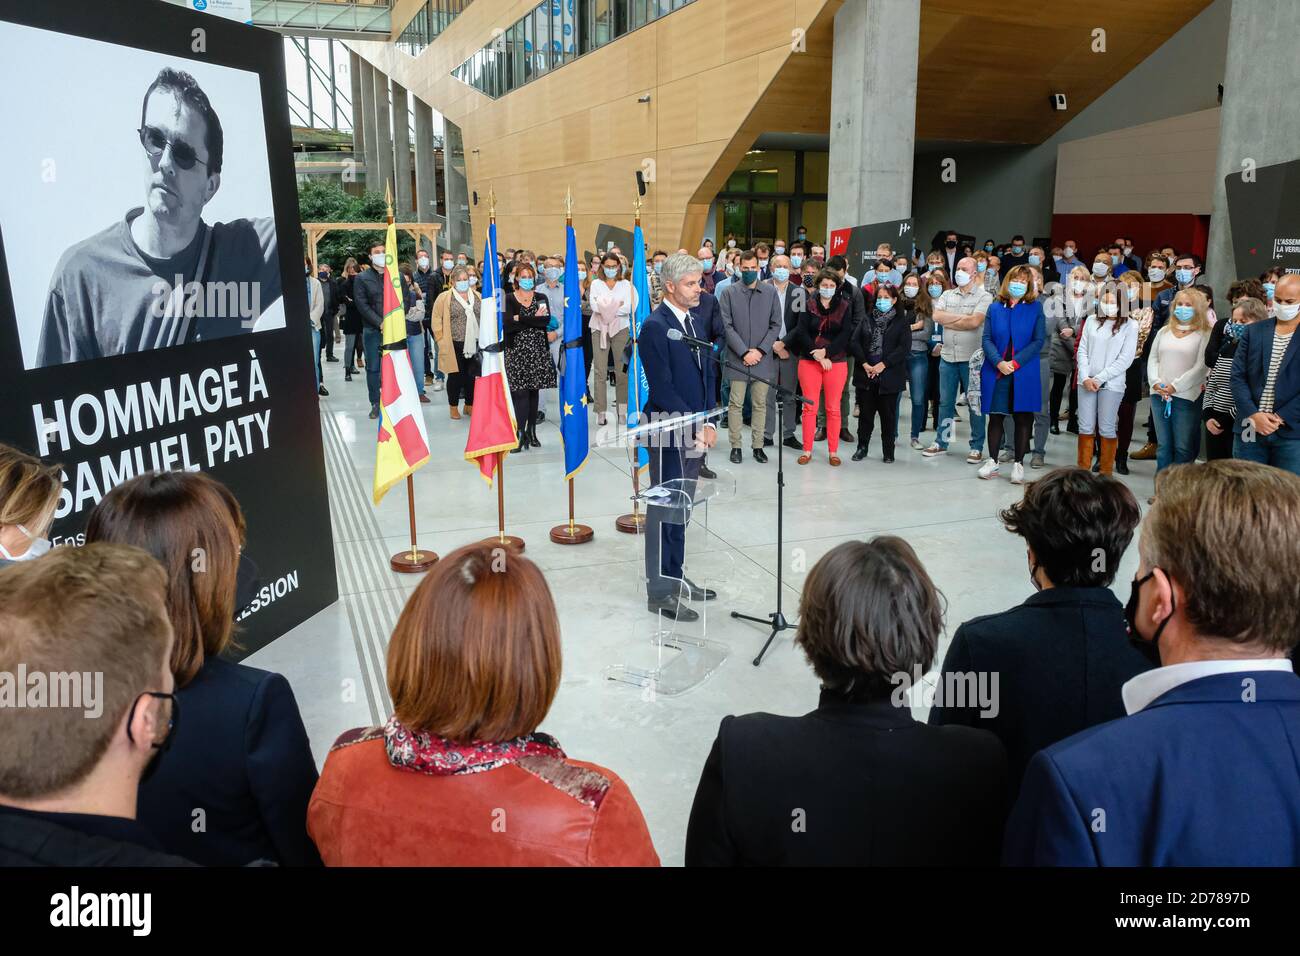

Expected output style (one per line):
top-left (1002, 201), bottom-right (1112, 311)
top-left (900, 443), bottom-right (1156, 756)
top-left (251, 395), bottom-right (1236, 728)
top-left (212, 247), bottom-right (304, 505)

top-left (1124, 570), bottom-right (1173, 666)
top-left (801, 274), bottom-right (815, 288)
top-left (946, 240), bottom-right (957, 249)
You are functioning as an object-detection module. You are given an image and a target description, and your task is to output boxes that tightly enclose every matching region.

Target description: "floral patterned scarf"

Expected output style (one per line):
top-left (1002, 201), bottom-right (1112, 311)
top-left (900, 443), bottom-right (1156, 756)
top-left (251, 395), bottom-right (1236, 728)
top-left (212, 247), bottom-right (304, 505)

top-left (383, 715), bottom-right (566, 776)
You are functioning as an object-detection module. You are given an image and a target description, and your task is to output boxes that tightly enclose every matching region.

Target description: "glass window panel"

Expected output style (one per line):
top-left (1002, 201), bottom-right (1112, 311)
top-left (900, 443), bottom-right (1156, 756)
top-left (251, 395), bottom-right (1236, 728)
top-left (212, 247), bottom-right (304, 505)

top-left (721, 200), bottom-right (748, 243)
top-left (511, 25), bottom-right (525, 89)
top-left (611, 0), bottom-right (628, 38)
top-left (593, 0), bottom-right (611, 48)
top-left (801, 201), bottom-right (828, 244)
top-left (725, 170), bottom-right (749, 192)
top-left (560, 0), bottom-right (576, 61)
top-left (802, 151), bottom-right (829, 193)
top-left (630, 0), bottom-right (647, 29)
top-left (751, 202), bottom-right (778, 245)
top-left (654, 0), bottom-right (671, 18)
top-left (533, 5), bottom-right (550, 77)
top-left (522, 16), bottom-right (534, 83)
top-left (751, 169), bottom-right (779, 193)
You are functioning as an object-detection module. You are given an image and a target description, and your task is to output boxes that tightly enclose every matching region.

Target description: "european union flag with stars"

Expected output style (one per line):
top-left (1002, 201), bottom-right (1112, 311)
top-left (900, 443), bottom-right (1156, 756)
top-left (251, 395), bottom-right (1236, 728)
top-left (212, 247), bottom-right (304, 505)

top-left (559, 220), bottom-right (589, 479)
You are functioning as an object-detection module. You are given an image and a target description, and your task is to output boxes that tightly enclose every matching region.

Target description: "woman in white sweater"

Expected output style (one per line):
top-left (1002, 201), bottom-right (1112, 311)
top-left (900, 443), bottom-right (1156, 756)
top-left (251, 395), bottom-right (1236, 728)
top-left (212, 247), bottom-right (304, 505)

top-left (1146, 288), bottom-right (1212, 473)
top-left (588, 253), bottom-right (636, 426)
top-left (1075, 286), bottom-right (1138, 474)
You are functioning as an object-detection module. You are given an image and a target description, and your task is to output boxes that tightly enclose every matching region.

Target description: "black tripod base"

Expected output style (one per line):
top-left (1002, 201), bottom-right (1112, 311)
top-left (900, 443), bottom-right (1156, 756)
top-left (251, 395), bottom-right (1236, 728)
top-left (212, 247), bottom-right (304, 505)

top-left (732, 609), bottom-right (796, 666)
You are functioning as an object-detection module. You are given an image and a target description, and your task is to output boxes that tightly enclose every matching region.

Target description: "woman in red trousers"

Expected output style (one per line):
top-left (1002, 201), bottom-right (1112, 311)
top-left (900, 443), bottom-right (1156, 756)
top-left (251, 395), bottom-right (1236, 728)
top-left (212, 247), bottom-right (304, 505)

top-left (783, 268), bottom-right (854, 466)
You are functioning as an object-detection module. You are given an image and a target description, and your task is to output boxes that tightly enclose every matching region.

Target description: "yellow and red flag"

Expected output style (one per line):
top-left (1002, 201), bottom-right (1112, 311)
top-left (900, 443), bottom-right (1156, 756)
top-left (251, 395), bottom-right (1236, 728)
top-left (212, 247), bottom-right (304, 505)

top-left (372, 222), bottom-right (431, 503)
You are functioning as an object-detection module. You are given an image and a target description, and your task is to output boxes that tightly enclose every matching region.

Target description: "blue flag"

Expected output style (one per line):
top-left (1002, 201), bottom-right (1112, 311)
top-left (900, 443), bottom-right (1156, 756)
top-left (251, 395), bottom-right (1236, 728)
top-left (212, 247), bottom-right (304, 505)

top-left (627, 224), bottom-right (651, 470)
top-left (560, 223), bottom-right (589, 479)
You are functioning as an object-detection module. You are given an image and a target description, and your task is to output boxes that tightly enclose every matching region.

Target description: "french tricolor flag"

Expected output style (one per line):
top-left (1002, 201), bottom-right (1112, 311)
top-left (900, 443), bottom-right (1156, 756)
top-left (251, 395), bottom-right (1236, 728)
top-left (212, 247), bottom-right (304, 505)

top-left (463, 221), bottom-right (517, 483)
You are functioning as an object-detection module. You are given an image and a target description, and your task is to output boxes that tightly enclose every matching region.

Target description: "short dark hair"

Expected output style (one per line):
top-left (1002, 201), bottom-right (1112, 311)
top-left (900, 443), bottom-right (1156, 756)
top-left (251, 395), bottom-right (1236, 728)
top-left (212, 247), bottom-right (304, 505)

top-left (797, 537), bottom-right (945, 697)
top-left (141, 68), bottom-right (224, 174)
top-left (999, 468), bottom-right (1140, 588)
top-left (827, 254), bottom-right (848, 272)
top-left (1175, 252), bottom-right (1202, 269)
top-left (739, 249), bottom-right (759, 265)
top-left (1012, 234), bottom-right (1025, 242)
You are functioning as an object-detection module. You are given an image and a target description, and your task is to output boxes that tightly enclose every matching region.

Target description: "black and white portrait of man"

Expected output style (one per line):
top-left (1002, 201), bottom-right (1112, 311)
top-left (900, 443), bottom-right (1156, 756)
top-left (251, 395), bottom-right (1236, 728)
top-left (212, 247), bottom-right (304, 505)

top-left (34, 67), bottom-right (282, 367)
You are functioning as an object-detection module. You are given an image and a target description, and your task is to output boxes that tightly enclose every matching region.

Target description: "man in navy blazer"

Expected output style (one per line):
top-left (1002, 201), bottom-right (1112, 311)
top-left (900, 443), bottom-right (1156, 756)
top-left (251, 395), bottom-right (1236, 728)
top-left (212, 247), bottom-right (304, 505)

top-left (638, 252), bottom-right (720, 621)
top-left (1004, 460), bottom-right (1300, 866)
top-left (1230, 273), bottom-right (1300, 475)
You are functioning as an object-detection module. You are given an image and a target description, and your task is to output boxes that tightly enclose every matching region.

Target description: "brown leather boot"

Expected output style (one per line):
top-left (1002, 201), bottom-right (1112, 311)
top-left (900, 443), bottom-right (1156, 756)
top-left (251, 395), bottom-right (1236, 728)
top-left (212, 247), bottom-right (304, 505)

top-left (464, 404), bottom-right (472, 416)
top-left (1099, 436), bottom-right (1118, 475)
top-left (1077, 434), bottom-right (1096, 469)
top-left (1131, 442), bottom-right (1158, 460)
top-left (450, 405), bottom-right (461, 420)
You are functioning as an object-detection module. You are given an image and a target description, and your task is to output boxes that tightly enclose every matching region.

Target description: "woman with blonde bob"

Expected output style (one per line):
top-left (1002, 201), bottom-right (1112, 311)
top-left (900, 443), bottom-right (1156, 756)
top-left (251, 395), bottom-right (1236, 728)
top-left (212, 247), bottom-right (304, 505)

top-left (0, 444), bottom-right (62, 566)
top-left (308, 541), bottom-right (660, 867)
top-left (1147, 287), bottom-right (1212, 473)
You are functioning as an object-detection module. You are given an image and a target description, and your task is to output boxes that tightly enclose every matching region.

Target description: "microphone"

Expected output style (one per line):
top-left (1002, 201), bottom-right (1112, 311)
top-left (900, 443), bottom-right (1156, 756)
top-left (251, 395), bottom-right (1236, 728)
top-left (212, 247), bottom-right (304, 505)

top-left (666, 327), bottom-right (720, 352)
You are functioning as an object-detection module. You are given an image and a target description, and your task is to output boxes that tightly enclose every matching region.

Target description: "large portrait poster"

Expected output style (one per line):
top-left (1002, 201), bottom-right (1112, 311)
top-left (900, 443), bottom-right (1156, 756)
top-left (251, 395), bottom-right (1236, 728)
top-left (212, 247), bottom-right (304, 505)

top-left (1224, 158), bottom-right (1300, 278)
top-left (0, 0), bottom-right (337, 657)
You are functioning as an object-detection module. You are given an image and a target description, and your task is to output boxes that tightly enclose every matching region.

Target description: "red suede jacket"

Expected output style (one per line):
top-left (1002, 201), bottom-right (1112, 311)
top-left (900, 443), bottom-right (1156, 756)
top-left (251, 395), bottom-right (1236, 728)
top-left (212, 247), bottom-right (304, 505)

top-left (307, 729), bottom-right (660, 867)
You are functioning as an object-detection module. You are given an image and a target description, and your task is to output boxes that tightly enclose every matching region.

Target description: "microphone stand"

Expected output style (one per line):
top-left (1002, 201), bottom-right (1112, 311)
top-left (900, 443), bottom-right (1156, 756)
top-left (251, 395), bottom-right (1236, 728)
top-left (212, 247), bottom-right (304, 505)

top-left (673, 331), bottom-right (812, 666)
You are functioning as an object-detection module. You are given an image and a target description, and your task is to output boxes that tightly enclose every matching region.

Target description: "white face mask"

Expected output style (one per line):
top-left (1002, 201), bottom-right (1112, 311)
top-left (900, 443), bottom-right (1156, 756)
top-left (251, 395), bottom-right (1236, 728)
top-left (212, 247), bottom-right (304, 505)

top-left (902, 286), bottom-right (919, 298)
top-left (954, 269), bottom-right (972, 287)
top-left (1099, 302), bottom-right (1119, 317)
top-left (0, 523), bottom-right (52, 562)
top-left (1276, 302), bottom-right (1300, 322)
top-left (371, 253), bottom-right (386, 269)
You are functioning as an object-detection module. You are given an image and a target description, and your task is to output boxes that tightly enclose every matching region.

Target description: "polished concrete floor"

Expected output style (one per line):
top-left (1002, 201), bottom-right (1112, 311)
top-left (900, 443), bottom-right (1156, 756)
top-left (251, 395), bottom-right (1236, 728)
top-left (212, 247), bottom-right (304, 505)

top-left (248, 353), bottom-right (1153, 866)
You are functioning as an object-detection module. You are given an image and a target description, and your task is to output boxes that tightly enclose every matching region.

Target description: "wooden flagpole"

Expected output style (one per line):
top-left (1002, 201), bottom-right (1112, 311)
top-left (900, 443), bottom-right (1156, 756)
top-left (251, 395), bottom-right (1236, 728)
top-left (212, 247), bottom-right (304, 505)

top-left (385, 181), bottom-right (438, 572)
top-left (552, 186), bottom-right (594, 545)
top-left (616, 191), bottom-right (647, 535)
top-left (481, 186), bottom-right (525, 552)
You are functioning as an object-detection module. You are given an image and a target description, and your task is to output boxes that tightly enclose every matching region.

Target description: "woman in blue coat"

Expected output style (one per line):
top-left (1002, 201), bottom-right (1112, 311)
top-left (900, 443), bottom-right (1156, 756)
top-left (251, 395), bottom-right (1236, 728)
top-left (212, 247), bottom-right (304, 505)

top-left (978, 265), bottom-right (1046, 484)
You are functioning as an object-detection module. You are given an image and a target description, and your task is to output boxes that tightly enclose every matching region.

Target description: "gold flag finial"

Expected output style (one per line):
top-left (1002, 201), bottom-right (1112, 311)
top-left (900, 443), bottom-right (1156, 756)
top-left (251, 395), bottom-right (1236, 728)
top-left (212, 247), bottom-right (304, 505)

top-left (565, 186), bottom-right (573, 219)
top-left (384, 180), bottom-right (393, 219)
top-left (632, 191), bottom-right (643, 220)
top-left (488, 186), bottom-right (497, 219)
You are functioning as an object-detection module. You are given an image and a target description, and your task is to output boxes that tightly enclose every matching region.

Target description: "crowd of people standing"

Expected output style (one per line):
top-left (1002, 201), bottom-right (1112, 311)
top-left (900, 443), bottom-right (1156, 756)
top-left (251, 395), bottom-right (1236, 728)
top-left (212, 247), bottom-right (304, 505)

top-left (307, 227), bottom-right (1299, 486)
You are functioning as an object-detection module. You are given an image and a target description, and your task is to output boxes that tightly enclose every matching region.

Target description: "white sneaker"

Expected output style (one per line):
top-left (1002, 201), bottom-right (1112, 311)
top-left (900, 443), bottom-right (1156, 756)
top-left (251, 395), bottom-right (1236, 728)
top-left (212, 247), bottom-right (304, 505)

top-left (910, 437), bottom-right (922, 450)
top-left (1010, 462), bottom-right (1025, 484)
top-left (965, 449), bottom-right (983, 464)
top-left (921, 444), bottom-right (946, 458)
top-left (977, 458), bottom-right (1000, 479)
top-left (431, 379), bottom-right (445, 392)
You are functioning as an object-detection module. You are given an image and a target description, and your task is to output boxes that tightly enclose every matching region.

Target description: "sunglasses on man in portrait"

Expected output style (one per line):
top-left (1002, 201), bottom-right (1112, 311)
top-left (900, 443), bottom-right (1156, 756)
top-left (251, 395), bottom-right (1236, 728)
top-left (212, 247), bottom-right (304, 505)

top-left (137, 124), bottom-right (208, 171)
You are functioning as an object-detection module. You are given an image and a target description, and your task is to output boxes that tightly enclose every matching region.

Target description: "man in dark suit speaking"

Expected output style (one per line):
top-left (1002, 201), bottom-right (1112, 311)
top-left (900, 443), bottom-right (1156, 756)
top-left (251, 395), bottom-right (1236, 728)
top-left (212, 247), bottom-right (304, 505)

top-left (638, 252), bottom-right (720, 622)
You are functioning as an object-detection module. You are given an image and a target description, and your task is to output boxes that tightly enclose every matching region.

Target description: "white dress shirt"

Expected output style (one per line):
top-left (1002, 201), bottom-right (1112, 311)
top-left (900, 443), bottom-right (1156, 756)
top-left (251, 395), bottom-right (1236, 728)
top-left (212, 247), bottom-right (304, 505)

top-left (662, 297), bottom-right (715, 430)
top-left (1121, 658), bottom-right (1294, 715)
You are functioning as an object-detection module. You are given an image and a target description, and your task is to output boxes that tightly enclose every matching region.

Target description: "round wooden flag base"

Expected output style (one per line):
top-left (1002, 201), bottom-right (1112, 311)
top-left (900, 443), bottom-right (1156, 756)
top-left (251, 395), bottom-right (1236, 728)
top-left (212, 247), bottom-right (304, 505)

top-left (390, 549), bottom-right (438, 573)
top-left (615, 512), bottom-right (645, 534)
top-left (549, 522), bottom-right (594, 545)
top-left (481, 535), bottom-right (526, 553)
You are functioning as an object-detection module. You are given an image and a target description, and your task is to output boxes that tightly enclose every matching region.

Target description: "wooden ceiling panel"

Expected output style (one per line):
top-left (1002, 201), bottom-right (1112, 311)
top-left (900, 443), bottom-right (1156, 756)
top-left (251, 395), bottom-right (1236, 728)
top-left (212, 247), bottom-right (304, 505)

top-left (915, 0), bottom-right (1214, 143)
